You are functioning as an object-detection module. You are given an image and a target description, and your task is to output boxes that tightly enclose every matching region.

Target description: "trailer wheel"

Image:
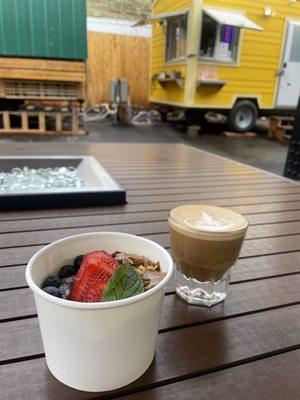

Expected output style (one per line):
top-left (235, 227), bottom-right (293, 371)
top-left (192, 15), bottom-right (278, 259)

top-left (228, 100), bottom-right (258, 132)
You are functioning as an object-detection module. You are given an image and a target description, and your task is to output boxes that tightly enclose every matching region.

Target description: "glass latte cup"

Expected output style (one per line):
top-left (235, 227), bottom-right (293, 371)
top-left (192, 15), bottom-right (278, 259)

top-left (169, 204), bottom-right (248, 306)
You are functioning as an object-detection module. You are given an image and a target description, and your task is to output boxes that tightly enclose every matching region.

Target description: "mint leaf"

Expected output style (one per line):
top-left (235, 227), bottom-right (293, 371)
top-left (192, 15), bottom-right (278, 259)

top-left (103, 262), bottom-right (144, 301)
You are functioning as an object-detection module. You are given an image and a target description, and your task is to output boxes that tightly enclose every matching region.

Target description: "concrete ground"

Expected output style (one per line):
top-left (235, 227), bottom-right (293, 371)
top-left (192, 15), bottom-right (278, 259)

top-left (0, 120), bottom-right (288, 176)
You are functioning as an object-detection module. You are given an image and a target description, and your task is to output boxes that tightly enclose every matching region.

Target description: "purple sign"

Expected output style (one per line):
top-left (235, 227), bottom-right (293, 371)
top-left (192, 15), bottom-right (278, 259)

top-left (221, 25), bottom-right (234, 43)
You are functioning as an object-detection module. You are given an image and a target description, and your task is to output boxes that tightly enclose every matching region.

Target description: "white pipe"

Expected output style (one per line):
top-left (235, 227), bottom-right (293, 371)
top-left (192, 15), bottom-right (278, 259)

top-left (82, 104), bottom-right (118, 122)
top-left (131, 111), bottom-right (153, 126)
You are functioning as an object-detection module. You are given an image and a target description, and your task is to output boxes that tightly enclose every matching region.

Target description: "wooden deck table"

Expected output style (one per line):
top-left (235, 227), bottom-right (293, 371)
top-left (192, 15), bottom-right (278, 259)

top-left (0, 142), bottom-right (300, 400)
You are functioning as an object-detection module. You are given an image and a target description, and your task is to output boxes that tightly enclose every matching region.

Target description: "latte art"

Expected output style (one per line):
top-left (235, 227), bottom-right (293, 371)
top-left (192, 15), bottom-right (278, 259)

top-left (184, 212), bottom-right (236, 232)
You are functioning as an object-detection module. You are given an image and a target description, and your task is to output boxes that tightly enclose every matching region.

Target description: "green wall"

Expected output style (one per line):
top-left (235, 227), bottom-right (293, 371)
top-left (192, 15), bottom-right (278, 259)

top-left (0, 0), bottom-right (87, 60)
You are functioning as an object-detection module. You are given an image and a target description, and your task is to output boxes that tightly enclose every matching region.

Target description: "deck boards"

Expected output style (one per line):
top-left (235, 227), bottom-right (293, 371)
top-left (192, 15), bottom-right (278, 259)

top-left (1, 273), bottom-right (299, 324)
top-left (1, 305), bottom-right (300, 371)
top-left (1, 307), bottom-right (299, 399)
top-left (0, 194), bottom-right (298, 222)
top-left (0, 142), bottom-right (299, 400)
top-left (117, 350), bottom-right (300, 400)
top-left (1, 219), bottom-right (300, 249)
top-left (0, 231), bottom-right (299, 267)
top-left (1, 250), bottom-right (300, 293)
top-left (1, 208), bottom-right (300, 234)
top-left (1, 350), bottom-right (299, 400)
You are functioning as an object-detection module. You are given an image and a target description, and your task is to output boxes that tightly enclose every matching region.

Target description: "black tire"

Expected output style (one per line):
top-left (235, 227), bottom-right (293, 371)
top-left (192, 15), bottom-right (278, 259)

top-left (227, 100), bottom-right (258, 133)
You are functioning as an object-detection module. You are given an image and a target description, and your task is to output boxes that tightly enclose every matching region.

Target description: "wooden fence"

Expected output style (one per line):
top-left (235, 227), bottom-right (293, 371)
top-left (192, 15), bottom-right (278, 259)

top-left (86, 31), bottom-right (150, 107)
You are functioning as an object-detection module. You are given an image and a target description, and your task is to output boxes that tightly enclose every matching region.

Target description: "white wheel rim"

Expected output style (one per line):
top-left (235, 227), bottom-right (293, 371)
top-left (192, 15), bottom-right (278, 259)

top-left (235, 107), bottom-right (254, 130)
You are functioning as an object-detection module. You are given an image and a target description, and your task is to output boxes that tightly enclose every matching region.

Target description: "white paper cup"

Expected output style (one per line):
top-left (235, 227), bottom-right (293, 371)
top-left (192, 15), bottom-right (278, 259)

top-left (26, 232), bottom-right (173, 392)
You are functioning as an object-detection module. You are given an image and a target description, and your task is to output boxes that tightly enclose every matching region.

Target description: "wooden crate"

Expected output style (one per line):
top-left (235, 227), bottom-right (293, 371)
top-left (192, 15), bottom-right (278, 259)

top-left (0, 111), bottom-right (86, 136)
top-left (268, 116), bottom-right (294, 144)
top-left (0, 58), bottom-right (86, 101)
top-left (3, 81), bottom-right (78, 100)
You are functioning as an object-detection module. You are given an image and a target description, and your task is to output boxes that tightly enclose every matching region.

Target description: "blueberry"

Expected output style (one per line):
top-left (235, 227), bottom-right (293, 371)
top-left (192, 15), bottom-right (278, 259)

top-left (43, 286), bottom-right (62, 298)
top-left (74, 255), bottom-right (84, 271)
top-left (59, 265), bottom-right (76, 279)
top-left (42, 276), bottom-right (61, 289)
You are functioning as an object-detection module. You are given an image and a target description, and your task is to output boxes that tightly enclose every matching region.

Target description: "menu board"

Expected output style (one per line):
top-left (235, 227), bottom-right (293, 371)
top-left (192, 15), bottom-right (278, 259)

top-left (215, 42), bottom-right (230, 59)
top-left (198, 66), bottom-right (218, 80)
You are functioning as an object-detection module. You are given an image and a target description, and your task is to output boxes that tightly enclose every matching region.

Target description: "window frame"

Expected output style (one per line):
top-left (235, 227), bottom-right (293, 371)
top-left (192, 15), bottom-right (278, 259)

top-left (199, 11), bottom-right (242, 66)
top-left (165, 12), bottom-right (189, 63)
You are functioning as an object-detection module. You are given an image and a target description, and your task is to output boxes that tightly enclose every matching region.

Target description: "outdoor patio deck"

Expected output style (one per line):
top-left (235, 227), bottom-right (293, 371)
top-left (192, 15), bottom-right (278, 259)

top-left (0, 142), bottom-right (300, 399)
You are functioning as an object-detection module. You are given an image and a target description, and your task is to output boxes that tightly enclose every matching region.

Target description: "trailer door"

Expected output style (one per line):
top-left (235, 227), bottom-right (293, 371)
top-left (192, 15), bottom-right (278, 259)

top-left (277, 21), bottom-right (300, 108)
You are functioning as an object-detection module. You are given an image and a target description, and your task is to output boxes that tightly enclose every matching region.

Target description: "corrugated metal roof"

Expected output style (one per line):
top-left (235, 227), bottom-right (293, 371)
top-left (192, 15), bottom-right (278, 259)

top-left (0, 0), bottom-right (87, 60)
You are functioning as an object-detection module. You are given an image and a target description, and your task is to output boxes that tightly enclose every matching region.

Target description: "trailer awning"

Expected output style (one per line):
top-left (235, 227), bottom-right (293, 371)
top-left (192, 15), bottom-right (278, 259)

top-left (203, 7), bottom-right (263, 31)
top-left (151, 9), bottom-right (190, 21)
top-left (133, 9), bottom-right (190, 27)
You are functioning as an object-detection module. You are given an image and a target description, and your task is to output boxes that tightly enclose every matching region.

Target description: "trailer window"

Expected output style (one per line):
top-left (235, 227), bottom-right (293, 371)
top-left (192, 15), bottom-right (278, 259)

top-left (166, 15), bottom-right (188, 61)
top-left (290, 25), bottom-right (300, 62)
top-left (200, 14), bottom-right (240, 62)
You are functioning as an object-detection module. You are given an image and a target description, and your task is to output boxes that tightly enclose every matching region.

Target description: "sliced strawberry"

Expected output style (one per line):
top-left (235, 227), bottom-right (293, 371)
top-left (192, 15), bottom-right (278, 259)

top-left (69, 251), bottom-right (119, 302)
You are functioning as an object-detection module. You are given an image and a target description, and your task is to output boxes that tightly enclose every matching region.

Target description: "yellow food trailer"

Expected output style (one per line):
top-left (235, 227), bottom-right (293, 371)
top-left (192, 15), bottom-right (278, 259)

top-left (149, 0), bottom-right (300, 131)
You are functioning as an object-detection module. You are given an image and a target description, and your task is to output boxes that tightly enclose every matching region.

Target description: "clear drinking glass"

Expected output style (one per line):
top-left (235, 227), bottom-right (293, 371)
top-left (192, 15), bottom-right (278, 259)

top-left (168, 205), bottom-right (248, 307)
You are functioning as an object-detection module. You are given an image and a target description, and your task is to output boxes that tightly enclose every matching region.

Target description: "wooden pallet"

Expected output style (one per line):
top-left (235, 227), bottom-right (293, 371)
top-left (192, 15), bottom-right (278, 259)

top-left (268, 116), bottom-right (294, 144)
top-left (0, 111), bottom-right (86, 136)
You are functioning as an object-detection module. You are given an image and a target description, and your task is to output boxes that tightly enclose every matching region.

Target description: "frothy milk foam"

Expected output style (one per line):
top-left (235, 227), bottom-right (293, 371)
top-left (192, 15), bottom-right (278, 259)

top-left (170, 205), bottom-right (248, 240)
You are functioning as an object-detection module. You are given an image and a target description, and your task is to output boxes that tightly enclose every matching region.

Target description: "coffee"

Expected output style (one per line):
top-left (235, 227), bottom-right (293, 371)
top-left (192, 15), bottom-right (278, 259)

top-left (169, 205), bottom-right (248, 306)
